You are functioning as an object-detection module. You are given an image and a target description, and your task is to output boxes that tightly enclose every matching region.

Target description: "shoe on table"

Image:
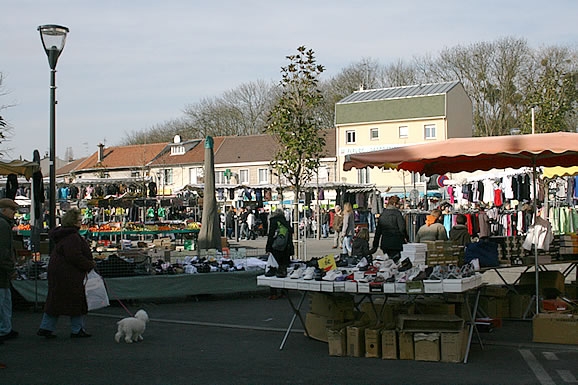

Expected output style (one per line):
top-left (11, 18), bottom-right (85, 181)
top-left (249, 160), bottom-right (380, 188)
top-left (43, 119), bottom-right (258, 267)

top-left (70, 329), bottom-right (92, 338)
top-left (0, 330), bottom-right (19, 341)
top-left (275, 266), bottom-right (288, 278)
top-left (37, 328), bottom-right (57, 339)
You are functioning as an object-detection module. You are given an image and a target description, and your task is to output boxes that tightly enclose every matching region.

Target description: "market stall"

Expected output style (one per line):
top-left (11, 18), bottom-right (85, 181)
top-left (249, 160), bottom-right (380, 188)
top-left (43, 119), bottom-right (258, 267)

top-left (344, 132), bottom-right (578, 315)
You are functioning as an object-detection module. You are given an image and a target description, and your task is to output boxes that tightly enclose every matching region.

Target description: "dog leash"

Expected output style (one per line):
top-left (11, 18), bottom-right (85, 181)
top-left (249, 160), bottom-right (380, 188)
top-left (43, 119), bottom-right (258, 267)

top-left (95, 268), bottom-right (134, 317)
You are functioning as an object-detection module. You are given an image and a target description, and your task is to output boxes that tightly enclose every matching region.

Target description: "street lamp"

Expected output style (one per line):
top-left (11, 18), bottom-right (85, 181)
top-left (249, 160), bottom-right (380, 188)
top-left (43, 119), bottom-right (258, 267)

top-left (38, 24), bottom-right (69, 230)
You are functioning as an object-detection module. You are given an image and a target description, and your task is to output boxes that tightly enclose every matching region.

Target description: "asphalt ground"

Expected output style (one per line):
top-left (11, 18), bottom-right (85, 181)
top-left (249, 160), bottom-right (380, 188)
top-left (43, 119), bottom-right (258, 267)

top-left (1, 235), bottom-right (577, 385)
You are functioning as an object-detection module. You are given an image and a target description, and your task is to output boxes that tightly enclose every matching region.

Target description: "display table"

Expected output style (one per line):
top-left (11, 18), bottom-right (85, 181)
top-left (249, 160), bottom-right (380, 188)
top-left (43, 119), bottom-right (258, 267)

top-left (13, 270), bottom-right (266, 303)
top-left (257, 275), bottom-right (484, 363)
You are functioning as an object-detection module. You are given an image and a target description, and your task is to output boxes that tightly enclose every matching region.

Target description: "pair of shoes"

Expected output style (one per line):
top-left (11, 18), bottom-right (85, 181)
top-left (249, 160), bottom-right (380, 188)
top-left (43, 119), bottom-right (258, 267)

top-left (70, 329), bottom-right (92, 338)
top-left (331, 246), bottom-right (338, 249)
top-left (0, 330), bottom-right (19, 341)
top-left (302, 266), bottom-right (316, 280)
top-left (289, 266), bottom-right (304, 279)
top-left (37, 329), bottom-right (57, 339)
top-left (264, 266), bottom-right (278, 277)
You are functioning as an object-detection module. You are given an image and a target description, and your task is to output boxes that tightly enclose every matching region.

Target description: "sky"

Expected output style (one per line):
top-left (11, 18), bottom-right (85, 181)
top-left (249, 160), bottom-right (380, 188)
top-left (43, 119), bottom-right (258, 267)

top-left (1, 0), bottom-right (576, 161)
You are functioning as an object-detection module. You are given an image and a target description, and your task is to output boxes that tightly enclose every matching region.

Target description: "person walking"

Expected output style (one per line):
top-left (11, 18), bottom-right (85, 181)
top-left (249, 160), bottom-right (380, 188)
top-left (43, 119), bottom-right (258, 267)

top-left (37, 208), bottom-right (96, 339)
top-left (320, 209), bottom-right (329, 238)
top-left (225, 207), bottom-right (235, 240)
top-left (341, 202), bottom-right (355, 256)
top-left (415, 208), bottom-right (449, 243)
top-left (331, 205), bottom-right (343, 249)
top-left (371, 195), bottom-right (407, 262)
top-left (0, 198), bottom-right (20, 343)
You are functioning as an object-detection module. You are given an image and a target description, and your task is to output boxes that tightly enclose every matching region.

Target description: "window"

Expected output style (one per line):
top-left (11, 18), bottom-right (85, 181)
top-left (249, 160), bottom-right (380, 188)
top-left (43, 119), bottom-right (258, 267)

top-left (239, 169), bottom-right (249, 184)
top-left (258, 168), bottom-right (269, 184)
top-left (399, 126), bottom-right (409, 139)
top-left (189, 167), bottom-right (203, 184)
top-left (170, 145), bottom-right (185, 155)
top-left (357, 168), bottom-right (370, 184)
top-left (370, 128), bottom-right (379, 140)
top-left (163, 169), bottom-right (173, 185)
top-left (215, 171), bottom-right (225, 184)
top-left (424, 124), bottom-right (436, 139)
top-left (346, 130), bottom-right (356, 144)
top-left (130, 170), bottom-right (140, 178)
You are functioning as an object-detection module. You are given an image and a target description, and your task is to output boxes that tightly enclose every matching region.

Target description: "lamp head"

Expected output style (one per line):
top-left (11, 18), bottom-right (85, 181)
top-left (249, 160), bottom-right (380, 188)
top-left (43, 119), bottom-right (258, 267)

top-left (38, 24), bottom-right (69, 69)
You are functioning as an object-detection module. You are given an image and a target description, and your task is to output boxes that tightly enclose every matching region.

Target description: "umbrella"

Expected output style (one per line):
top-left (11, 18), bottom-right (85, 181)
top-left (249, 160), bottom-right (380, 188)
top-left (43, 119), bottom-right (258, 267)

top-left (197, 136), bottom-right (222, 251)
top-left (344, 132), bottom-right (578, 315)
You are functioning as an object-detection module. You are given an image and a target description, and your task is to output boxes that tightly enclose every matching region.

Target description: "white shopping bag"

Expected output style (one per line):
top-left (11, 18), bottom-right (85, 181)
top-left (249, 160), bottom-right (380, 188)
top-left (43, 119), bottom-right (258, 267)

top-left (85, 270), bottom-right (110, 311)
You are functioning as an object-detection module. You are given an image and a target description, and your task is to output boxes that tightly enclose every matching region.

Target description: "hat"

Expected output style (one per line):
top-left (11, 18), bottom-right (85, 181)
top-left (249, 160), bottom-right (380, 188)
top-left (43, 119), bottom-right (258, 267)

top-left (0, 198), bottom-right (19, 210)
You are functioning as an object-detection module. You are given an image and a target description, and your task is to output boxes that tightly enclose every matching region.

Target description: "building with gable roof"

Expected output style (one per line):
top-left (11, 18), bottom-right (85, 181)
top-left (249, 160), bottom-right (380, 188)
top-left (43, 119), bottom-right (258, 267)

top-left (335, 81), bottom-right (472, 194)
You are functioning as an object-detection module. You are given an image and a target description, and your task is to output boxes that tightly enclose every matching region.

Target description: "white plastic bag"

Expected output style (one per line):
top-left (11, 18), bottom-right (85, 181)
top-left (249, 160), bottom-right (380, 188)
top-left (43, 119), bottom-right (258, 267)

top-left (266, 252), bottom-right (279, 268)
top-left (85, 270), bottom-right (110, 311)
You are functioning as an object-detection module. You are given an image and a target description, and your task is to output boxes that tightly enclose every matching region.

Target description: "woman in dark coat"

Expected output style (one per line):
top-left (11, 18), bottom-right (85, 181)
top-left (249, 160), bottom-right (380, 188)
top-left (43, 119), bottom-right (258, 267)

top-left (265, 208), bottom-right (294, 278)
top-left (371, 195), bottom-right (407, 262)
top-left (37, 208), bottom-right (95, 339)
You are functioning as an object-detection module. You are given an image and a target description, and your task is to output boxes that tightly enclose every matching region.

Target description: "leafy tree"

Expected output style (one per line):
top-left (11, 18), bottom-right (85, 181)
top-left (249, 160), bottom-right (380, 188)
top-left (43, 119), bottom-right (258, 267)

top-left (521, 46), bottom-right (578, 133)
top-left (0, 73), bottom-right (14, 157)
top-left (265, 46), bottom-right (326, 245)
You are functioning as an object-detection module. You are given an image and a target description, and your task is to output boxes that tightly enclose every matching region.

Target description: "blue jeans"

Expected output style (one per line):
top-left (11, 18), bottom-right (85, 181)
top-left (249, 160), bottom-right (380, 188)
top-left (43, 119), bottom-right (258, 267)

top-left (40, 312), bottom-right (85, 333)
top-left (321, 224), bottom-right (329, 238)
top-left (0, 288), bottom-right (12, 335)
top-left (342, 235), bottom-right (353, 256)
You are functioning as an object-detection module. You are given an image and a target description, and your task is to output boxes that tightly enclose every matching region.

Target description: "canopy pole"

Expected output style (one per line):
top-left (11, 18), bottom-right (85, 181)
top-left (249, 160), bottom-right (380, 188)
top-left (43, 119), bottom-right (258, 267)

top-left (532, 158), bottom-right (539, 316)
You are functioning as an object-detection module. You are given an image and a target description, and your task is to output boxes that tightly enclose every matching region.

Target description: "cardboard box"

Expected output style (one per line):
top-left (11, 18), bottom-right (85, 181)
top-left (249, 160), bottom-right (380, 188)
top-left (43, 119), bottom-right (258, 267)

top-left (365, 328), bottom-right (382, 358)
top-left (508, 294), bottom-right (532, 319)
top-left (398, 331), bottom-right (414, 360)
top-left (347, 324), bottom-right (368, 357)
top-left (327, 327), bottom-right (347, 356)
top-left (414, 332), bottom-right (440, 362)
top-left (305, 312), bottom-right (349, 343)
top-left (479, 297), bottom-right (508, 319)
top-left (518, 271), bottom-right (565, 296)
top-left (308, 293), bottom-right (354, 320)
top-left (381, 330), bottom-right (398, 360)
top-left (533, 313), bottom-right (578, 345)
top-left (441, 328), bottom-right (468, 363)
top-left (397, 314), bottom-right (464, 332)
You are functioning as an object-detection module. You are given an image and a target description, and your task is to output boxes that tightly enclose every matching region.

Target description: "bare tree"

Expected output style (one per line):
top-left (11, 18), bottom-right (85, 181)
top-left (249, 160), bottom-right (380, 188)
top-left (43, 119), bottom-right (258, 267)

top-left (0, 73), bottom-right (15, 157)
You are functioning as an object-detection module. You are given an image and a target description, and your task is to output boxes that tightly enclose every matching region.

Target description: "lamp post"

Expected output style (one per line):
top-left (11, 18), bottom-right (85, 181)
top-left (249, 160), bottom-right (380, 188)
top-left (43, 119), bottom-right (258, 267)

top-left (38, 24), bottom-right (69, 230)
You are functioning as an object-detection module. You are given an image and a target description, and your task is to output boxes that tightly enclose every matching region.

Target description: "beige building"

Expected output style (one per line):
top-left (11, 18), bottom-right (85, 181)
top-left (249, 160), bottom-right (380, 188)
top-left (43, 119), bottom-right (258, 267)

top-left (335, 81), bottom-right (473, 194)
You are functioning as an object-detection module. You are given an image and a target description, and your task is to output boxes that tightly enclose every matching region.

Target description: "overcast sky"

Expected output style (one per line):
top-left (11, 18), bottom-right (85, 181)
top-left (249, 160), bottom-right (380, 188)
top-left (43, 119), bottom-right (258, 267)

top-left (1, 0), bottom-right (576, 161)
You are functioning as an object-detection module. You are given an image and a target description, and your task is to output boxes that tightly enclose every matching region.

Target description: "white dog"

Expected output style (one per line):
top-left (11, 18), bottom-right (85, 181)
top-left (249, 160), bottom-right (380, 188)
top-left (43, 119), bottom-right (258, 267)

top-left (115, 309), bottom-right (149, 343)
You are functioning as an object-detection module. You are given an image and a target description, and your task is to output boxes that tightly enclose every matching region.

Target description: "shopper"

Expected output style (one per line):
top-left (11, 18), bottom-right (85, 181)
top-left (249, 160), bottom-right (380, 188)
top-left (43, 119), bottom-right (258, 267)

top-left (449, 213), bottom-right (472, 246)
top-left (37, 208), bottom-right (96, 339)
top-left (352, 227), bottom-right (372, 260)
top-left (265, 208), bottom-right (294, 278)
top-left (415, 208), bottom-right (449, 243)
top-left (341, 202), bottom-right (355, 256)
top-left (0, 198), bottom-right (20, 343)
top-left (371, 195), bottom-right (407, 262)
top-left (331, 205), bottom-right (343, 249)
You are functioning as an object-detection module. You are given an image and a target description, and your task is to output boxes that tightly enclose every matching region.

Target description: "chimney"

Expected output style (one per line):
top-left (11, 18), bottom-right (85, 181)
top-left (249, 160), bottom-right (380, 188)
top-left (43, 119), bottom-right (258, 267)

top-left (97, 143), bottom-right (105, 162)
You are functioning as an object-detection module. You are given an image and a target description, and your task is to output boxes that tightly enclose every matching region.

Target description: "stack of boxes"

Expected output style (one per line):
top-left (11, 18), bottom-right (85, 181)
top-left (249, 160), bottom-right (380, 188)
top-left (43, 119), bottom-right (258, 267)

top-left (425, 240), bottom-right (460, 266)
top-left (400, 243), bottom-right (427, 265)
top-left (558, 234), bottom-right (578, 259)
top-left (325, 296), bottom-right (470, 363)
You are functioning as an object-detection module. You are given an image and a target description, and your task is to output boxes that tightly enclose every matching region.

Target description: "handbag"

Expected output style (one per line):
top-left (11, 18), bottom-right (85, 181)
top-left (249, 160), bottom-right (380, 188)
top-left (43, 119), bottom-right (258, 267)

top-left (85, 270), bottom-right (110, 311)
top-left (271, 222), bottom-right (289, 251)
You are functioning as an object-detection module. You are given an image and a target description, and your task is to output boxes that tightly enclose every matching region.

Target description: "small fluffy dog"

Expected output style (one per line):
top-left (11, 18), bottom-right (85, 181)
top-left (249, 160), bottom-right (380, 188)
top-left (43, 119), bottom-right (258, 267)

top-left (115, 309), bottom-right (149, 343)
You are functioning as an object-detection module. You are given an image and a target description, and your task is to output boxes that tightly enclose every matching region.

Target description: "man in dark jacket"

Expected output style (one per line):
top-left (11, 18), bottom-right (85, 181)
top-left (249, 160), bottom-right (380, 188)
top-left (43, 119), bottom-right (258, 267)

top-left (449, 214), bottom-right (471, 246)
top-left (0, 198), bottom-right (19, 343)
